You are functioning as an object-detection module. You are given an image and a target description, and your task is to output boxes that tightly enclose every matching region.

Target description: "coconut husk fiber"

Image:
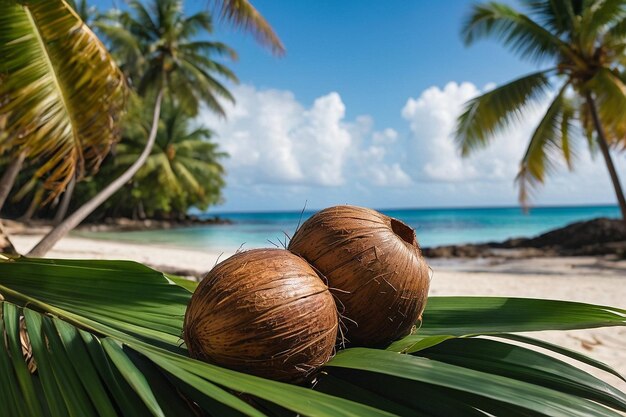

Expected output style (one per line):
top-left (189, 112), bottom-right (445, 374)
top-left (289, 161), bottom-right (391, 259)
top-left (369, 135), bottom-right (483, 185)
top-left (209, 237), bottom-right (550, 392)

top-left (183, 248), bottom-right (338, 382)
top-left (288, 205), bottom-right (430, 347)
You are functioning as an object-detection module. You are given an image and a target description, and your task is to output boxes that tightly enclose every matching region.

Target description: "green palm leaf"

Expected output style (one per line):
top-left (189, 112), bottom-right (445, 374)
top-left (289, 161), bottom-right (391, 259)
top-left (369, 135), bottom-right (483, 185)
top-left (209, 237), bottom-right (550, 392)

top-left (1, 257), bottom-right (624, 416)
top-left (587, 68), bottom-right (626, 142)
top-left (515, 84), bottom-right (572, 206)
top-left (97, 0), bottom-right (237, 117)
top-left (521, 0), bottom-right (578, 34)
top-left (462, 2), bottom-right (575, 63)
top-left (212, 0), bottom-right (285, 55)
top-left (455, 70), bottom-right (553, 155)
top-left (0, 258), bottom-right (394, 417)
top-left (417, 337), bottom-right (626, 412)
top-left (420, 296), bottom-right (626, 336)
top-left (327, 348), bottom-right (624, 417)
top-left (0, 0), bottom-right (126, 194)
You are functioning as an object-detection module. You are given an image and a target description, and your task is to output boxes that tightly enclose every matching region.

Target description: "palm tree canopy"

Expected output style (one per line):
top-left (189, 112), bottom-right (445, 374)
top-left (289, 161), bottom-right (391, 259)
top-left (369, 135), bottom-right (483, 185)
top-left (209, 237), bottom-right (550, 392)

top-left (0, 0), bottom-right (127, 195)
top-left (456, 0), bottom-right (626, 204)
top-left (111, 101), bottom-right (226, 216)
top-left (97, 0), bottom-right (238, 117)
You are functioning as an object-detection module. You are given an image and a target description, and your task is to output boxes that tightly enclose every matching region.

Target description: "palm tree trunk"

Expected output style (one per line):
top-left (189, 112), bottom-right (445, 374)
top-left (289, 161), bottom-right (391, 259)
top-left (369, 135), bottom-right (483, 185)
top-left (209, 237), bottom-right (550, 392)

top-left (27, 90), bottom-right (164, 257)
top-left (586, 93), bottom-right (626, 224)
top-left (53, 174), bottom-right (76, 225)
top-left (0, 150), bottom-right (27, 213)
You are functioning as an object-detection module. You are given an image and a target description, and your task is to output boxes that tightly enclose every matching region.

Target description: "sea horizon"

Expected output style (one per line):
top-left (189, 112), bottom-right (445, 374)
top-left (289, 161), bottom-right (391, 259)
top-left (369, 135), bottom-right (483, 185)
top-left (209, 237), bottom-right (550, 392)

top-left (78, 204), bottom-right (621, 251)
top-left (208, 202), bottom-right (619, 216)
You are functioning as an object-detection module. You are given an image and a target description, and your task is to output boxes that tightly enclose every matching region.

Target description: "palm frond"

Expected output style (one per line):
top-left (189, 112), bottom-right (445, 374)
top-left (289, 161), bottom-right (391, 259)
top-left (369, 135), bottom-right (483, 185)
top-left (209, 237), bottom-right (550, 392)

top-left (1, 258), bottom-right (625, 416)
top-left (455, 70), bottom-right (553, 155)
top-left (579, 0), bottom-right (626, 49)
top-left (0, 257), bottom-right (404, 417)
top-left (586, 68), bottom-right (626, 144)
top-left (515, 85), bottom-right (570, 207)
top-left (180, 11), bottom-right (213, 37)
top-left (180, 40), bottom-right (238, 60)
top-left (212, 0), bottom-right (285, 55)
top-left (462, 2), bottom-right (574, 64)
top-left (127, 0), bottom-right (159, 38)
top-left (94, 19), bottom-right (145, 81)
top-left (0, 0), bottom-right (126, 195)
top-left (521, 0), bottom-right (578, 34)
top-left (606, 14), bottom-right (626, 41)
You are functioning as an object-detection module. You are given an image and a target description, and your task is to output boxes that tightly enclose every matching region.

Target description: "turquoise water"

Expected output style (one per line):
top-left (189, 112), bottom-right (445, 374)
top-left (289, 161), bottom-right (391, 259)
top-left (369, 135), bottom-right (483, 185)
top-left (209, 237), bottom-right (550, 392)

top-left (80, 205), bottom-right (621, 251)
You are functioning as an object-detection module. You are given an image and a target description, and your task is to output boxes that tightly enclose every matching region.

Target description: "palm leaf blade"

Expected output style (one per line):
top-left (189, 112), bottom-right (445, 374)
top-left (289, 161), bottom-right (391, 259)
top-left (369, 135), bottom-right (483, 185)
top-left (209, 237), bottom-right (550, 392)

top-left (496, 333), bottom-right (626, 382)
top-left (456, 71), bottom-right (552, 155)
top-left (421, 296), bottom-right (626, 335)
top-left (327, 348), bottom-right (623, 417)
top-left (212, 0), bottom-right (285, 55)
top-left (0, 0), bottom-right (126, 194)
top-left (0, 257), bottom-right (624, 416)
top-left (417, 337), bottom-right (626, 412)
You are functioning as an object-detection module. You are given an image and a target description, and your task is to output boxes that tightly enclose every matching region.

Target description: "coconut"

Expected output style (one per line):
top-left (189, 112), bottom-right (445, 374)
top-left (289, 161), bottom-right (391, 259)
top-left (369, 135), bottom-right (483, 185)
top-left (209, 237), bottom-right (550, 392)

top-left (288, 205), bottom-right (430, 347)
top-left (183, 248), bottom-right (338, 382)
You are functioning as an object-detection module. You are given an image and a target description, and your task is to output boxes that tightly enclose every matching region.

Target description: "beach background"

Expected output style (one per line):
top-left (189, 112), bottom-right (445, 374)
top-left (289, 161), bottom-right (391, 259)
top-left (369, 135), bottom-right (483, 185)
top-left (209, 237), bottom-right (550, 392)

top-left (10, 204), bottom-right (626, 391)
top-left (76, 204), bottom-right (621, 251)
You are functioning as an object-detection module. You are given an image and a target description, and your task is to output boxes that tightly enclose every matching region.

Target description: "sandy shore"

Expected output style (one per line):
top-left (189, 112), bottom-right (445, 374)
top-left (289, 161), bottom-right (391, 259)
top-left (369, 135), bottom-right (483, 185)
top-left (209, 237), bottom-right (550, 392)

top-left (11, 233), bottom-right (626, 391)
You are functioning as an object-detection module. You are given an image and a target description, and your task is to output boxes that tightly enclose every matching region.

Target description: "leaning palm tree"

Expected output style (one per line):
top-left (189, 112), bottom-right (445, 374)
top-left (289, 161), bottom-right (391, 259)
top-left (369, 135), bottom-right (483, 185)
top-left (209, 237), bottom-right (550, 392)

top-left (27, 0), bottom-right (283, 256)
top-left (456, 0), bottom-right (626, 223)
top-left (103, 102), bottom-right (226, 218)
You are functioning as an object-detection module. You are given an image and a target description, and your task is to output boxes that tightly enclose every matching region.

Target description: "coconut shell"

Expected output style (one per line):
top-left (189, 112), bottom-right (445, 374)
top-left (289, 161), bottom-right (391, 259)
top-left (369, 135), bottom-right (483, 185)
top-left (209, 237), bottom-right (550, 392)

top-left (288, 205), bottom-right (430, 347)
top-left (183, 249), bottom-right (338, 382)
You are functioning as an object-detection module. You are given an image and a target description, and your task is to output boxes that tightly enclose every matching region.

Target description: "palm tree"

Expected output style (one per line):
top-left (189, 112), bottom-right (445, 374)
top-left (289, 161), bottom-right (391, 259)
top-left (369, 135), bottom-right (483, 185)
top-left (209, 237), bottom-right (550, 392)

top-left (103, 102), bottom-right (226, 218)
top-left (27, 0), bottom-right (283, 256)
top-left (455, 0), bottom-right (626, 223)
top-left (0, 0), bottom-right (127, 213)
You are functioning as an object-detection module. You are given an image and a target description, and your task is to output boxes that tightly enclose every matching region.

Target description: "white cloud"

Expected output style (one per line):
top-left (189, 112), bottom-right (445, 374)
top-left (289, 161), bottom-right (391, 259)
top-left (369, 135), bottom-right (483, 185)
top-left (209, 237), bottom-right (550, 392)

top-left (201, 84), bottom-right (411, 189)
top-left (400, 81), bottom-right (545, 183)
top-left (201, 82), bottom-right (626, 211)
top-left (372, 128), bottom-right (398, 144)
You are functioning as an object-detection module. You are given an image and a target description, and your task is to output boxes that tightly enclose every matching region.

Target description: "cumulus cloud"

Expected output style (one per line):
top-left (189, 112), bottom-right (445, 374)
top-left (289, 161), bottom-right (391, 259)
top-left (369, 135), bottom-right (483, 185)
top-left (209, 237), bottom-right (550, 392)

top-left (201, 84), bottom-right (411, 189)
top-left (398, 81), bottom-right (626, 203)
top-left (400, 81), bottom-right (546, 183)
top-left (200, 82), bottom-right (626, 210)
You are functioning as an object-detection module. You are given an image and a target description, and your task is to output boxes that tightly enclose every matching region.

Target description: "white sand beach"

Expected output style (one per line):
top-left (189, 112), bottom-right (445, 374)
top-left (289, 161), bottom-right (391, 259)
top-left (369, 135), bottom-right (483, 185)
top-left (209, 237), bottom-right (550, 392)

top-left (11, 233), bottom-right (626, 391)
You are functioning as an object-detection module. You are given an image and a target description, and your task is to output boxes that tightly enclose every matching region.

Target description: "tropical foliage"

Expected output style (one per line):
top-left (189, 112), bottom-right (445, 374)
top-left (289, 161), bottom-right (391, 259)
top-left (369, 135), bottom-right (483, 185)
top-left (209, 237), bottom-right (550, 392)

top-left (455, 0), bottom-right (626, 220)
top-left (96, 0), bottom-right (238, 117)
top-left (80, 102), bottom-right (226, 219)
top-left (26, 0), bottom-right (274, 256)
top-left (0, 0), bottom-right (127, 205)
top-left (0, 0), bottom-right (284, 256)
top-left (0, 256), bottom-right (625, 416)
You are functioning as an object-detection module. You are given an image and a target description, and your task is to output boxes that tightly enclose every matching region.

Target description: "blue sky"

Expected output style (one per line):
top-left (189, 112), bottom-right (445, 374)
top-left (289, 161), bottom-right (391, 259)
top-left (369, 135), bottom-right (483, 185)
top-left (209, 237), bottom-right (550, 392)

top-left (93, 0), bottom-right (626, 212)
top-left (210, 1), bottom-right (536, 129)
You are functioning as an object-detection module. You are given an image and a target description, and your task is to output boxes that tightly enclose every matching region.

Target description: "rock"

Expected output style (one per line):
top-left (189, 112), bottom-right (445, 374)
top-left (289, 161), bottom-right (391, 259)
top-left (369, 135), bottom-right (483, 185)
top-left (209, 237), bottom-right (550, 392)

top-left (423, 217), bottom-right (626, 259)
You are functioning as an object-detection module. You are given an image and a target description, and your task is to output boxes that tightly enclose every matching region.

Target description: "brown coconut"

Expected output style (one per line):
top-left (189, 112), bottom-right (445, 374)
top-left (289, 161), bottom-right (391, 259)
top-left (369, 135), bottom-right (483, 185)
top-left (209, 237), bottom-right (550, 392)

top-left (288, 205), bottom-right (430, 347)
top-left (183, 248), bottom-right (338, 382)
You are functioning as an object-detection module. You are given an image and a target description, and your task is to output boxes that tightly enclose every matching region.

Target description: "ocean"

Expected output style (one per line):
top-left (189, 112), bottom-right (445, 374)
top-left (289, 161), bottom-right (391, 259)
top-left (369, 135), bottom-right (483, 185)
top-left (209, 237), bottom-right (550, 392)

top-left (80, 205), bottom-right (621, 251)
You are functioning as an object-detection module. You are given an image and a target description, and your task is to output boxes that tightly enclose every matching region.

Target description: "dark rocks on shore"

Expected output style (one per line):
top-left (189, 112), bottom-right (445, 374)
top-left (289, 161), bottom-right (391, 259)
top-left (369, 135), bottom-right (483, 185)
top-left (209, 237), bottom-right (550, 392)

top-left (422, 217), bottom-right (626, 259)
